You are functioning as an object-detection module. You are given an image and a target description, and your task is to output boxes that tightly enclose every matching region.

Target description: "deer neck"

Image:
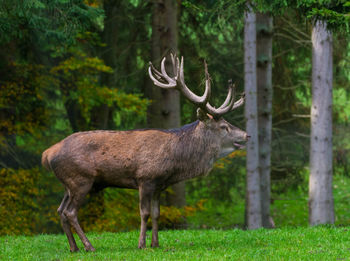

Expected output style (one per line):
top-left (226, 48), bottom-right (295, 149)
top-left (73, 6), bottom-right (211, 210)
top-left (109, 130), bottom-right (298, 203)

top-left (170, 121), bottom-right (220, 182)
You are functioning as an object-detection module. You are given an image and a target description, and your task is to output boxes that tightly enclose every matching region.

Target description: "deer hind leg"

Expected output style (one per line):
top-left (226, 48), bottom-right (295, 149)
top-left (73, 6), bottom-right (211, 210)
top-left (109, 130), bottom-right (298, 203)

top-left (57, 189), bottom-right (68, 215)
top-left (64, 182), bottom-right (95, 252)
top-left (151, 191), bottom-right (161, 248)
top-left (58, 189), bottom-right (79, 252)
top-left (138, 183), bottom-right (155, 249)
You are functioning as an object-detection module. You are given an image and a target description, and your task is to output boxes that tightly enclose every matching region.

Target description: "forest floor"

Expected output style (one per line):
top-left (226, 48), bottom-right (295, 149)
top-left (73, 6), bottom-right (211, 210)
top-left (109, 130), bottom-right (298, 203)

top-left (1, 227), bottom-right (350, 260)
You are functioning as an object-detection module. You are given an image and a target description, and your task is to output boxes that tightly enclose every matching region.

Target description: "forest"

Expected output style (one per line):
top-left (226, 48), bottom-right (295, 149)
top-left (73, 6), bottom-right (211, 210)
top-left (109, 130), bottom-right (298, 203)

top-left (0, 0), bottom-right (350, 238)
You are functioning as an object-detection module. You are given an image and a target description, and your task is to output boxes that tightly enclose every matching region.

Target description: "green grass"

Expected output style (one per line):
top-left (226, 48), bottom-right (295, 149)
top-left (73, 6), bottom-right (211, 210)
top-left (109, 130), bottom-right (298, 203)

top-left (2, 227), bottom-right (350, 260)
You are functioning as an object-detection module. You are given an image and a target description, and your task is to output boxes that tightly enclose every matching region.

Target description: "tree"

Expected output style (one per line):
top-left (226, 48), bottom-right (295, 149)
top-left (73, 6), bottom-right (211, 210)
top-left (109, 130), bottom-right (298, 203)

top-left (309, 19), bottom-right (334, 225)
top-left (244, 4), bottom-right (262, 229)
top-left (0, 0), bottom-right (103, 167)
top-left (147, 0), bottom-right (185, 208)
top-left (91, 0), bottom-right (120, 130)
top-left (256, 12), bottom-right (274, 228)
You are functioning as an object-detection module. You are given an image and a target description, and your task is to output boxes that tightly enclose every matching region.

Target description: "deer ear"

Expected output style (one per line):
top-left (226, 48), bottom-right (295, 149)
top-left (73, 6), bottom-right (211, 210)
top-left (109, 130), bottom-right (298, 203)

top-left (197, 108), bottom-right (211, 121)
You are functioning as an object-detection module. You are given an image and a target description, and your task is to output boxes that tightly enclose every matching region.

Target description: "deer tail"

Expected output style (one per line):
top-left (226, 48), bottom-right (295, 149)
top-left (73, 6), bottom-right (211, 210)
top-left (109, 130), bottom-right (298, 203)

top-left (41, 149), bottom-right (52, 171)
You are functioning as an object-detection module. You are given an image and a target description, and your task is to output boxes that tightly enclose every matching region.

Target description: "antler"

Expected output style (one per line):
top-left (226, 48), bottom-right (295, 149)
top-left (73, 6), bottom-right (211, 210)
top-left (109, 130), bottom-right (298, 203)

top-left (148, 54), bottom-right (211, 107)
top-left (148, 54), bottom-right (244, 118)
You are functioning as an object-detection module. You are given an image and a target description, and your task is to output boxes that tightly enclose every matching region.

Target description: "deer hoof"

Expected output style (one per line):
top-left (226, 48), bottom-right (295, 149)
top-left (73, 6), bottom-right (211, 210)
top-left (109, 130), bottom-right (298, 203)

top-left (85, 245), bottom-right (96, 252)
top-left (138, 242), bottom-right (146, 249)
top-left (151, 243), bottom-right (159, 248)
top-left (70, 247), bottom-right (80, 253)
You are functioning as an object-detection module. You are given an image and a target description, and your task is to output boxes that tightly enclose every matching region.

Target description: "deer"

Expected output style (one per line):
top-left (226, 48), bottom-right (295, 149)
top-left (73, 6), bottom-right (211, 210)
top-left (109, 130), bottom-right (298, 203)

top-left (41, 54), bottom-right (248, 252)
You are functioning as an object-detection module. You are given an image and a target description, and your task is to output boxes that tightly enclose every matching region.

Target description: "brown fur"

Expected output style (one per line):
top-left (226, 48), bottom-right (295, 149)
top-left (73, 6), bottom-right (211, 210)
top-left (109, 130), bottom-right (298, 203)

top-left (42, 116), bottom-right (247, 252)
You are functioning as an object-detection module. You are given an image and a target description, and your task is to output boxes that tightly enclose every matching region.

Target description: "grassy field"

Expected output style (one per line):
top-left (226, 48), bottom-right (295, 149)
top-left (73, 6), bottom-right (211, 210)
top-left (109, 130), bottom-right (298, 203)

top-left (2, 227), bottom-right (350, 260)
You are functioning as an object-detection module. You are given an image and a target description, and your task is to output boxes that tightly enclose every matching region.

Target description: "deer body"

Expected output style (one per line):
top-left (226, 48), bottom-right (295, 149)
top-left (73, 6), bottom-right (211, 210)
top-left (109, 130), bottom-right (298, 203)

top-left (42, 54), bottom-right (247, 252)
top-left (43, 121), bottom-right (228, 190)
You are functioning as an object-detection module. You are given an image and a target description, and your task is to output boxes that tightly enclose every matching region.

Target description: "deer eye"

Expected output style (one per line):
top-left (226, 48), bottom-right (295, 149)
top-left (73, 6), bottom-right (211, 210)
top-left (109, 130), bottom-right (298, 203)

top-left (220, 125), bottom-right (229, 132)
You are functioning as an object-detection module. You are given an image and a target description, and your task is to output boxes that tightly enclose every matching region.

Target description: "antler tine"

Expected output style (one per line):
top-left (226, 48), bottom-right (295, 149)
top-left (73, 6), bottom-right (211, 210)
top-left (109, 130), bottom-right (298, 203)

top-left (148, 66), bottom-right (174, 89)
top-left (149, 62), bottom-right (164, 80)
top-left (203, 60), bottom-right (211, 99)
top-left (205, 84), bottom-right (235, 118)
top-left (204, 79), bottom-right (245, 118)
top-left (160, 57), bottom-right (177, 84)
top-left (203, 60), bottom-right (212, 105)
top-left (218, 80), bottom-right (235, 110)
top-left (231, 93), bottom-right (245, 110)
top-left (148, 58), bottom-right (177, 89)
top-left (176, 56), bottom-right (211, 106)
top-left (170, 53), bottom-right (178, 79)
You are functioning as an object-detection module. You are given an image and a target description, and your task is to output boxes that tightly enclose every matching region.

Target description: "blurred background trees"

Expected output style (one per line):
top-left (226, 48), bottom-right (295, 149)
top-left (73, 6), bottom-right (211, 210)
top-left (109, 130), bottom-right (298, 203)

top-left (0, 0), bottom-right (349, 235)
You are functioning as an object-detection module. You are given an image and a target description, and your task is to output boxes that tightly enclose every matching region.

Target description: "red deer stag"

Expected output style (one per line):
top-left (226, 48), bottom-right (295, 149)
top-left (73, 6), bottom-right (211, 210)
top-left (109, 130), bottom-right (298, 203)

top-left (41, 54), bottom-right (248, 252)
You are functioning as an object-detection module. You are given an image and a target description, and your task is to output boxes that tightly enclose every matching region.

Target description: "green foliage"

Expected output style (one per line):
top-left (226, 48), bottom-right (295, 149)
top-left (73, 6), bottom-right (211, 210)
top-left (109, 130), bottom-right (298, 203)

top-left (0, 0), bottom-right (103, 47)
top-left (0, 0), bottom-right (105, 167)
top-left (0, 62), bottom-right (50, 137)
top-left (80, 188), bottom-right (203, 233)
top-left (186, 151), bottom-right (247, 229)
top-left (271, 171), bottom-right (350, 227)
top-left (86, 188), bottom-right (140, 232)
top-left (0, 62), bottom-right (55, 168)
top-left (0, 168), bottom-right (62, 235)
top-left (79, 190), bottom-right (106, 232)
top-left (187, 199), bottom-right (245, 229)
top-left (179, 0), bottom-right (246, 125)
top-left (253, 0), bottom-right (350, 29)
top-left (0, 168), bottom-right (41, 235)
top-left (333, 174), bottom-right (350, 225)
top-left (187, 151), bottom-right (246, 205)
top-left (187, 169), bottom-right (350, 229)
top-left (296, 0), bottom-right (350, 29)
top-left (51, 47), bottom-right (149, 129)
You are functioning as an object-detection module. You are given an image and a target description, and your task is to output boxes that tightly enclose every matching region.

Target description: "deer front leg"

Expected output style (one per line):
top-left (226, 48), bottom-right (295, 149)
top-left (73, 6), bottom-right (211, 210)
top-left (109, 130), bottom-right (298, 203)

top-left (151, 192), bottom-right (160, 248)
top-left (138, 184), bottom-right (153, 249)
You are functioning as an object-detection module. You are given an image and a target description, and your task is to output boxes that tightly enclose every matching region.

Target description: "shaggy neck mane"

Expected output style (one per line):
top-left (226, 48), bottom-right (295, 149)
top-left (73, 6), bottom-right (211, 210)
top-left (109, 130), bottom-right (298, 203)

top-left (166, 120), bottom-right (220, 184)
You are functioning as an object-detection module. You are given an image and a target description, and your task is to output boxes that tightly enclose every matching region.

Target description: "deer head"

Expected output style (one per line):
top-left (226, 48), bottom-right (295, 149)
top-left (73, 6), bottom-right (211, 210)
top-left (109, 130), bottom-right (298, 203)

top-left (149, 54), bottom-right (247, 158)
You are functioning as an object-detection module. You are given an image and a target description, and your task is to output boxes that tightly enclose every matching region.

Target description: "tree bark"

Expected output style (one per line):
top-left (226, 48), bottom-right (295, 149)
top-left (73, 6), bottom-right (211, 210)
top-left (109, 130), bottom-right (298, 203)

top-left (244, 5), bottom-right (262, 229)
top-left (256, 12), bottom-right (273, 228)
top-left (147, 0), bottom-right (185, 208)
top-left (91, 0), bottom-right (120, 130)
top-left (309, 20), bottom-right (334, 225)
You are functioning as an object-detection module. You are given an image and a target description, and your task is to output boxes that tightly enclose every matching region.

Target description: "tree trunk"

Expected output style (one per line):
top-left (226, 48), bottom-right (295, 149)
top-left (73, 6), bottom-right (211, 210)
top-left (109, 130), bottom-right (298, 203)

top-left (244, 5), bottom-right (262, 229)
top-left (256, 12), bottom-right (274, 228)
top-left (309, 20), bottom-right (334, 225)
top-left (147, 0), bottom-right (185, 208)
top-left (91, 0), bottom-right (120, 130)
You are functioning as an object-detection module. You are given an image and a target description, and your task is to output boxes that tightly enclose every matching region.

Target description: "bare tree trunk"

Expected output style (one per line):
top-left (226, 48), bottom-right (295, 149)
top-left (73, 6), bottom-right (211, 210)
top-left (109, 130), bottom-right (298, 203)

top-left (244, 5), bottom-right (262, 229)
top-left (309, 20), bottom-right (334, 225)
top-left (256, 12), bottom-right (274, 228)
top-left (91, 0), bottom-right (120, 130)
top-left (147, 0), bottom-right (185, 208)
